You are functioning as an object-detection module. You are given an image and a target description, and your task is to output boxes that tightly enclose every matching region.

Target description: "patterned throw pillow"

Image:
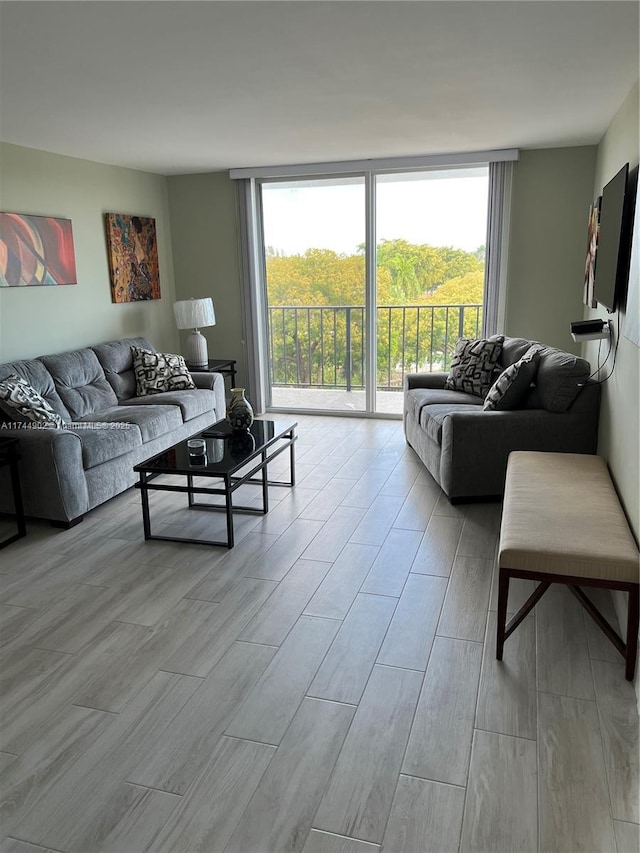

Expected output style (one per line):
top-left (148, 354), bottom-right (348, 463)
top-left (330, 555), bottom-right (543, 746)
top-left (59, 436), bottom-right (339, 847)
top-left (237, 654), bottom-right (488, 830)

top-left (483, 345), bottom-right (542, 411)
top-left (132, 348), bottom-right (196, 396)
top-left (0, 373), bottom-right (65, 427)
top-left (444, 336), bottom-right (505, 398)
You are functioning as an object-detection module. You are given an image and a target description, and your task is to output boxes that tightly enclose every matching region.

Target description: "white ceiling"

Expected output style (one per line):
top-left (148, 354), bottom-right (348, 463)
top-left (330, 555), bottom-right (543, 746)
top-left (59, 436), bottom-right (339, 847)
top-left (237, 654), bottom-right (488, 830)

top-left (0, 1), bottom-right (638, 176)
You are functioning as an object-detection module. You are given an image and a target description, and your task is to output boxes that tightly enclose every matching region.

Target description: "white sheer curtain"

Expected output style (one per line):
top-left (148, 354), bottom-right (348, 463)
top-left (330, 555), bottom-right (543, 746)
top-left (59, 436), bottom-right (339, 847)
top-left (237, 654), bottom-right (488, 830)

top-left (483, 160), bottom-right (514, 337)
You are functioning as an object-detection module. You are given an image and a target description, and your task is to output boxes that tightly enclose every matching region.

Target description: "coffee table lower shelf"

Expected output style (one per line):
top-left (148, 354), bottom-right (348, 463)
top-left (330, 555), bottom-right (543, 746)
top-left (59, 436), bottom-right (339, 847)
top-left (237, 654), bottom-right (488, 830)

top-left (134, 421), bottom-right (296, 549)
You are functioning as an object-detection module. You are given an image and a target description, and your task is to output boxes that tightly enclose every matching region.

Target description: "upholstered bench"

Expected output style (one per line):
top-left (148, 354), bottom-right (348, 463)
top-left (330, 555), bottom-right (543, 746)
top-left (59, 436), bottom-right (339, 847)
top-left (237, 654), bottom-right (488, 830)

top-left (497, 451), bottom-right (640, 680)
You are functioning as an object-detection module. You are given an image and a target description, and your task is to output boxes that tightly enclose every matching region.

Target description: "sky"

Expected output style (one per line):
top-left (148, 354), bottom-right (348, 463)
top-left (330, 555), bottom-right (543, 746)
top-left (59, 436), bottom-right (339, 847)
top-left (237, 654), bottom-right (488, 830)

top-left (261, 168), bottom-right (489, 256)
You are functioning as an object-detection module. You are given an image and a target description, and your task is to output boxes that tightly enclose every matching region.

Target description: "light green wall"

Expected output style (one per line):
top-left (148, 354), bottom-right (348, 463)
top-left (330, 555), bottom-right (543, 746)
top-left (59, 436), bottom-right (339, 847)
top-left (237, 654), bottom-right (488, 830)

top-left (584, 81), bottom-right (639, 539)
top-left (0, 143), bottom-right (178, 363)
top-left (506, 146), bottom-right (597, 351)
top-left (167, 172), bottom-right (247, 386)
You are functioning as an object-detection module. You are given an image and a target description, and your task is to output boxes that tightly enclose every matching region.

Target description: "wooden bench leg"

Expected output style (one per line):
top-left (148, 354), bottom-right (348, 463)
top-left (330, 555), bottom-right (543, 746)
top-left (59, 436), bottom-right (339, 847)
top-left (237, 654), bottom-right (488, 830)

top-left (496, 568), bottom-right (509, 661)
top-left (625, 584), bottom-right (639, 681)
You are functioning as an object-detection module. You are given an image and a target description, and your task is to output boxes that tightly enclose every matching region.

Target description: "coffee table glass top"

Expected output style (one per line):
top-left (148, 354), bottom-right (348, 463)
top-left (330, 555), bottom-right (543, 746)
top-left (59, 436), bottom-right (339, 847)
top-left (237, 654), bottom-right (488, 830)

top-left (134, 419), bottom-right (297, 476)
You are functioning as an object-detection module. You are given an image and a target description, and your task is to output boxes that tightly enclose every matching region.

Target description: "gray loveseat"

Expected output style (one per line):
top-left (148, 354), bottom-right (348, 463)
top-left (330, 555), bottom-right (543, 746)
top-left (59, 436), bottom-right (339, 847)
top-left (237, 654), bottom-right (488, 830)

top-left (0, 337), bottom-right (225, 525)
top-left (404, 336), bottom-right (601, 501)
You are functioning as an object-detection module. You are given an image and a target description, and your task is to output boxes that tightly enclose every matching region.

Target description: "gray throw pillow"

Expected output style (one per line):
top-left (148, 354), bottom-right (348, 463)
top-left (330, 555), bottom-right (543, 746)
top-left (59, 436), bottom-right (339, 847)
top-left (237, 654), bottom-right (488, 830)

top-left (132, 348), bottom-right (196, 396)
top-left (445, 335), bottom-right (505, 398)
top-left (483, 345), bottom-right (542, 411)
top-left (0, 373), bottom-right (65, 427)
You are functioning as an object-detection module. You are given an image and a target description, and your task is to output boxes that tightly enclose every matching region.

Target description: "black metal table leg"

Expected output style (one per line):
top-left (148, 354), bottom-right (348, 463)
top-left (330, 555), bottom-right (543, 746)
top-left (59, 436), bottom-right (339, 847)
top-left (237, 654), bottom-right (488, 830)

top-left (140, 472), bottom-right (151, 540)
top-left (262, 449), bottom-right (269, 513)
top-left (225, 475), bottom-right (235, 548)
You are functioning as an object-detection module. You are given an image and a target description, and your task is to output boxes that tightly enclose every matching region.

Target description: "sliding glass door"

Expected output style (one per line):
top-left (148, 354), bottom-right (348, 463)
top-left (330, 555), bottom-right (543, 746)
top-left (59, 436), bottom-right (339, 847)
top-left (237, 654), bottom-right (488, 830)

top-left (258, 165), bottom-right (490, 415)
top-left (261, 176), bottom-right (367, 412)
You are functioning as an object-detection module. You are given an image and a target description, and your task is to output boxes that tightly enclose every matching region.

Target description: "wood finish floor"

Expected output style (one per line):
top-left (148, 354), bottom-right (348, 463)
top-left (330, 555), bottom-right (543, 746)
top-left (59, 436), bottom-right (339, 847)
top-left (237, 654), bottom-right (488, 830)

top-left (0, 415), bottom-right (638, 853)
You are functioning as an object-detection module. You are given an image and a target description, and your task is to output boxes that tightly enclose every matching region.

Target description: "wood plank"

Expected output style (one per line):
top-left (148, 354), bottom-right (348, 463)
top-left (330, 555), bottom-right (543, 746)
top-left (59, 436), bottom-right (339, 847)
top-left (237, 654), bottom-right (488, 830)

top-left (0, 840), bottom-right (60, 853)
top-left (129, 641), bottom-right (276, 794)
top-left (308, 594), bottom-right (397, 704)
top-left (0, 553), bottom-right (73, 609)
top-left (304, 543), bottom-right (379, 621)
top-left (0, 604), bottom-right (41, 648)
top-left (299, 478), bottom-right (357, 522)
top-left (381, 775), bottom-right (465, 853)
top-left (392, 481), bottom-right (439, 532)
top-left (360, 529), bottom-right (422, 597)
top-left (225, 615), bottom-right (340, 744)
top-left (161, 577), bottom-right (277, 677)
top-left (378, 459), bottom-right (421, 499)
top-left (226, 697), bottom-right (355, 853)
top-left (402, 636), bottom-right (482, 786)
top-left (349, 495), bottom-right (405, 547)
top-left (304, 830), bottom-right (379, 853)
top-left (334, 449), bottom-right (381, 480)
top-left (0, 704), bottom-right (115, 837)
top-left (592, 659), bottom-right (640, 823)
top-left (244, 519), bottom-right (325, 581)
top-left (456, 502), bottom-right (501, 560)
top-left (436, 556), bottom-right (493, 643)
top-left (71, 599), bottom-right (218, 712)
top-left (614, 821), bottom-right (640, 853)
top-left (185, 531), bottom-right (280, 602)
top-left (410, 515), bottom-right (463, 578)
top-left (475, 611), bottom-right (537, 740)
top-left (253, 487), bottom-right (321, 536)
top-left (68, 782), bottom-right (180, 853)
top-left (12, 671), bottom-right (201, 851)
top-left (377, 574), bottom-right (447, 670)
top-left (313, 665), bottom-right (422, 844)
top-left (151, 736), bottom-right (276, 853)
top-left (538, 691), bottom-right (616, 853)
top-left (459, 730), bottom-right (537, 853)
top-left (302, 506), bottom-right (366, 563)
top-left (536, 585), bottom-right (595, 700)
top-left (239, 559), bottom-right (331, 646)
top-left (340, 467), bottom-right (391, 510)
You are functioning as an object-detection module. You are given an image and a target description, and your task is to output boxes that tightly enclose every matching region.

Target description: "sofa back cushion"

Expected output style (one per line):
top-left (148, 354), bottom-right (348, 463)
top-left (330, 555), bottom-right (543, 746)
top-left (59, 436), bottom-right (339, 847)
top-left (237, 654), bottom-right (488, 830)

top-left (41, 349), bottom-right (118, 419)
top-left (499, 337), bottom-right (591, 413)
top-left (93, 337), bottom-right (155, 402)
top-left (0, 358), bottom-right (71, 421)
top-left (528, 346), bottom-right (591, 413)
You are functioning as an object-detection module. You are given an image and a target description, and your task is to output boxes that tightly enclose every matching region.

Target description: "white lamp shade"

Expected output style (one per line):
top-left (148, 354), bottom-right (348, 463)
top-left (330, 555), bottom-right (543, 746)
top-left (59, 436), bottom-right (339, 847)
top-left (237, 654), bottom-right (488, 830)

top-left (173, 298), bottom-right (216, 329)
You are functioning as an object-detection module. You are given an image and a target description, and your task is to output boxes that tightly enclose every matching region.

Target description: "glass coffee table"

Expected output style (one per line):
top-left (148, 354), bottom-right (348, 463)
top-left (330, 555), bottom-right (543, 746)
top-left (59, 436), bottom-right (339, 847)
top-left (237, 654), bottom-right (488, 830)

top-left (134, 419), bottom-right (297, 548)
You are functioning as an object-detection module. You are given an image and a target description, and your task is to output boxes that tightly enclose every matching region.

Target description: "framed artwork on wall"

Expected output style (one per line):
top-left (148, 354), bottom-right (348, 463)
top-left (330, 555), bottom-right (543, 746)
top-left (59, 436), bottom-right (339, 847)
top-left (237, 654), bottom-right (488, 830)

top-left (0, 213), bottom-right (77, 287)
top-left (105, 213), bottom-right (161, 303)
top-left (583, 197), bottom-right (601, 309)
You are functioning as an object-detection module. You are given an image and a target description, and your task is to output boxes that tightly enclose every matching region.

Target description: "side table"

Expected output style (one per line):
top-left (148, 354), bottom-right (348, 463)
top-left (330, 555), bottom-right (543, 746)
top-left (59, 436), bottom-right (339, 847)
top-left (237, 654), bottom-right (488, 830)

top-left (191, 358), bottom-right (237, 392)
top-left (0, 437), bottom-right (27, 549)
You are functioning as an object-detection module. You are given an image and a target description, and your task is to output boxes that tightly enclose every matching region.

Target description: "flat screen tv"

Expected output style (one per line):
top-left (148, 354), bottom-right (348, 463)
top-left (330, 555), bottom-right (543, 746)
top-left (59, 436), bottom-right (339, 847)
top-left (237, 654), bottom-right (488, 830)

top-left (588, 162), bottom-right (630, 312)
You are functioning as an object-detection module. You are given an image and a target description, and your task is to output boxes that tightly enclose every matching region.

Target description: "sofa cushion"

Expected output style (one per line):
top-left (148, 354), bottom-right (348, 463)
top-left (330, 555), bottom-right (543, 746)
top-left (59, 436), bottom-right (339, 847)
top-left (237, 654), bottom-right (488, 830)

top-left (132, 348), bottom-right (196, 396)
top-left (121, 388), bottom-right (217, 422)
top-left (0, 373), bottom-right (65, 428)
top-left (93, 337), bottom-right (154, 402)
top-left (41, 349), bottom-right (118, 419)
top-left (68, 421), bottom-right (142, 469)
top-left (445, 336), bottom-right (504, 397)
top-left (419, 403), bottom-right (481, 445)
top-left (77, 404), bottom-right (182, 442)
top-left (528, 347), bottom-right (591, 413)
top-left (0, 359), bottom-right (71, 420)
top-left (499, 337), bottom-right (538, 369)
top-left (483, 345), bottom-right (542, 411)
top-left (405, 387), bottom-right (482, 423)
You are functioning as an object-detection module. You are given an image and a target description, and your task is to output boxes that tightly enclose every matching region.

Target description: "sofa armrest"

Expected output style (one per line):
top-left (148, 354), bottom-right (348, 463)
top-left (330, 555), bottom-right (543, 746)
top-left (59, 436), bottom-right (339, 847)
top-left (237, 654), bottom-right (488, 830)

top-left (405, 372), bottom-right (448, 391)
top-left (190, 372), bottom-right (226, 420)
top-left (0, 427), bottom-right (89, 522)
top-left (439, 405), bottom-right (599, 498)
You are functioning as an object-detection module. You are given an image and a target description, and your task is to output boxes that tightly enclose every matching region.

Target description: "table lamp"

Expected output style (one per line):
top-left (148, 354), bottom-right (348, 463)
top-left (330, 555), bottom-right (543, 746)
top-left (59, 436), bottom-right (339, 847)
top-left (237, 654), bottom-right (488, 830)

top-left (173, 297), bottom-right (216, 369)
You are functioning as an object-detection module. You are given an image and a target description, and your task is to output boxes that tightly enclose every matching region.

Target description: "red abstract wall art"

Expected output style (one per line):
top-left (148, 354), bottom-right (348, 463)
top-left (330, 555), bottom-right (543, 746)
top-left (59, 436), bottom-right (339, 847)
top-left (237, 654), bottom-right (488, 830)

top-left (0, 213), bottom-right (78, 286)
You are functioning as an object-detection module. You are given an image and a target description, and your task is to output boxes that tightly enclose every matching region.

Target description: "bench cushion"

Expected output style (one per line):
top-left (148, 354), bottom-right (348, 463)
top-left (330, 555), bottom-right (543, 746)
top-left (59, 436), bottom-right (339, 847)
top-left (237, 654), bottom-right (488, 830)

top-left (499, 451), bottom-right (639, 584)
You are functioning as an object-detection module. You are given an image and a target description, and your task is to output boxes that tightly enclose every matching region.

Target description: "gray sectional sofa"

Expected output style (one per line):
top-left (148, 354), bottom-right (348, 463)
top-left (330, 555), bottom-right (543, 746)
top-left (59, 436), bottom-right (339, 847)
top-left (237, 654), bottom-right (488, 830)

top-left (404, 336), bottom-right (601, 500)
top-left (0, 337), bottom-right (225, 525)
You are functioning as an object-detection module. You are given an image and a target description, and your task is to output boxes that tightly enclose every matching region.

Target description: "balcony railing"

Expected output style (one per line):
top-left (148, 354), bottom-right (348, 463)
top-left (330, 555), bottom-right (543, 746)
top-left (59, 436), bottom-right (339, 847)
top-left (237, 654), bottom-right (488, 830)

top-left (267, 303), bottom-right (483, 392)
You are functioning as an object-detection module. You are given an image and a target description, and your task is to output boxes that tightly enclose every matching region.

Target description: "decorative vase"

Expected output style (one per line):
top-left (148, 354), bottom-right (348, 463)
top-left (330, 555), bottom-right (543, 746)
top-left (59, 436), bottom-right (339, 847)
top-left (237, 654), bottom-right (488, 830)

top-left (226, 387), bottom-right (254, 431)
top-left (228, 429), bottom-right (256, 460)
